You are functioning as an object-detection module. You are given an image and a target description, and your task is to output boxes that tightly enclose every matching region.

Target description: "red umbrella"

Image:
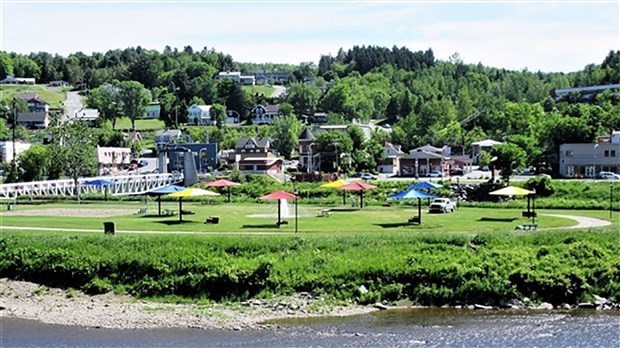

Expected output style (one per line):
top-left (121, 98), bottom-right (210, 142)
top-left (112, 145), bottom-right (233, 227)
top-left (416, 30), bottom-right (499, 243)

top-left (205, 179), bottom-right (240, 202)
top-left (339, 181), bottom-right (377, 208)
top-left (260, 190), bottom-right (298, 225)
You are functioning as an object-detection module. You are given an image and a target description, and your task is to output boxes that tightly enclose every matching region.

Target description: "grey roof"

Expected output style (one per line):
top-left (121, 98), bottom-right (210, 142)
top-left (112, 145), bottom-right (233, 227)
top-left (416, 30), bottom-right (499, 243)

top-left (299, 128), bottom-right (315, 140)
top-left (17, 93), bottom-right (38, 101)
top-left (235, 136), bottom-right (271, 149)
top-left (17, 112), bottom-right (48, 123)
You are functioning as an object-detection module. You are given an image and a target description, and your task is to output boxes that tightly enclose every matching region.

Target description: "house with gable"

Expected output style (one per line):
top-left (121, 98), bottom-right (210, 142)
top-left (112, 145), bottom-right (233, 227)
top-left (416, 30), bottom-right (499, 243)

top-left (399, 144), bottom-right (449, 177)
top-left (250, 104), bottom-right (281, 125)
top-left (298, 128), bottom-right (319, 173)
top-left (187, 104), bottom-right (212, 125)
top-left (231, 136), bottom-right (284, 176)
top-left (73, 108), bottom-right (100, 126)
top-left (377, 142), bottom-right (404, 175)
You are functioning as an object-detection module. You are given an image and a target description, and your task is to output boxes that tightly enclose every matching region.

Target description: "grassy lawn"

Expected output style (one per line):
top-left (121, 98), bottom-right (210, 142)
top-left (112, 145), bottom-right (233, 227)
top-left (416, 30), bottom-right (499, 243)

top-left (0, 84), bottom-right (66, 108)
top-left (242, 85), bottom-right (275, 97)
top-left (111, 117), bottom-right (166, 131)
top-left (1, 201), bottom-right (605, 235)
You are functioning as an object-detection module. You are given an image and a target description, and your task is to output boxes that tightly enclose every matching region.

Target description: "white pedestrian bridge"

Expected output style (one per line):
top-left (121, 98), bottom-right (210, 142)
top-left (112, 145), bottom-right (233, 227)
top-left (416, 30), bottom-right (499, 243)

top-left (0, 173), bottom-right (184, 200)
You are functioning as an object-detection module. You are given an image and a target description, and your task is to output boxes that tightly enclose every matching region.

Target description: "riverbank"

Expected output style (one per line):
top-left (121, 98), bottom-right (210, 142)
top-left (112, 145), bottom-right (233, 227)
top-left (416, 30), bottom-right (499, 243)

top-left (0, 279), bottom-right (378, 330)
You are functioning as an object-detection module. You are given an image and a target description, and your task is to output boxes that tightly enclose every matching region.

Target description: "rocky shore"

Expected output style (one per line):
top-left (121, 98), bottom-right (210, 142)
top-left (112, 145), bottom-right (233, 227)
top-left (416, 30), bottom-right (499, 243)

top-left (2, 278), bottom-right (617, 331)
top-left (0, 278), bottom-right (377, 330)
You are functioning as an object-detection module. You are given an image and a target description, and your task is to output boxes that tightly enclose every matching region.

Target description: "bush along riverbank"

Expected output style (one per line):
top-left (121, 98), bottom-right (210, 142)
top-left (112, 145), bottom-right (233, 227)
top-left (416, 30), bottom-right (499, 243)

top-left (1, 228), bottom-right (618, 311)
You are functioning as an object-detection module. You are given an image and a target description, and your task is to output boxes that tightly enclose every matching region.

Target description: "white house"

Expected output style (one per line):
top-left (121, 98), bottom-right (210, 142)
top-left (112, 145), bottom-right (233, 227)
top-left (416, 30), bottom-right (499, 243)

top-left (0, 141), bottom-right (32, 163)
top-left (0, 76), bottom-right (35, 85)
top-left (377, 142), bottom-right (404, 175)
top-left (471, 139), bottom-right (503, 163)
top-left (73, 108), bottom-right (100, 125)
top-left (217, 71), bottom-right (256, 85)
top-left (187, 104), bottom-right (212, 126)
top-left (144, 102), bottom-right (161, 119)
top-left (250, 104), bottom-right (281, 125)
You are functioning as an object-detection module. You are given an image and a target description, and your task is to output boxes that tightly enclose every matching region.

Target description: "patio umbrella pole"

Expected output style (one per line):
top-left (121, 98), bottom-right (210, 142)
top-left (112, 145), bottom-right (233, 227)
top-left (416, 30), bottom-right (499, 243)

top-left (418, 198), bottom-right (422, 223)
top-left (158, 196), bottom-right (162, 216)
top-left (360, 191), bottom-right (363, 208)
top-left (343, 191), bottom-right (346, 205)
top-left (227, 187), bottom-right (231, 203)
top-left (277, 199), bottom-right (281, 225)
top-left (179, 198), bottom-right (183, 222)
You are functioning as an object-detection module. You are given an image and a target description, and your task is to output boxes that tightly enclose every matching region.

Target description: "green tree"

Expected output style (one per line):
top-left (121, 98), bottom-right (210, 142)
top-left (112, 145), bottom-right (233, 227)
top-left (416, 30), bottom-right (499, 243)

top-left (48, 119), bottom-right (97, 200)
top-left (119, 80), bottom-right (151, 130)
top-left (491, 143), bottom-right (527, 183)
top-left (285, 82), bottom-right (320, 116)
top-left (86, 83), bottom-right (122, 129)
top-left (211, 103), bottom-right (227, 130)
top-left (315, 131), bottom-right (353, 172)
top-left (17, 144), bottom-right (50, 181)
top-left (271, 115), bottom-right (303, 159)
top-left (0, 52), bottom-right (14, 79)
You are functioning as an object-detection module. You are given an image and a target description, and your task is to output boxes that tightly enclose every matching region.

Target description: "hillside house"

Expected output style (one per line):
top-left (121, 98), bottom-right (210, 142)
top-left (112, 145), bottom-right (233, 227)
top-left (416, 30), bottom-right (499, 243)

top-left (250, 104), bottom-right (281, 125)
top-left (16, 112), bottom-right (49, 129)
top-left (187, 104), bottom-right (212, 125)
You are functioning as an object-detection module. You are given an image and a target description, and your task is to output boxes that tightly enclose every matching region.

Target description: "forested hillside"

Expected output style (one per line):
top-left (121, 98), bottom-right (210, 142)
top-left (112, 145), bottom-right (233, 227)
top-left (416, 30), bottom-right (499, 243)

top-left (0, 45), bottom-right (618, 175)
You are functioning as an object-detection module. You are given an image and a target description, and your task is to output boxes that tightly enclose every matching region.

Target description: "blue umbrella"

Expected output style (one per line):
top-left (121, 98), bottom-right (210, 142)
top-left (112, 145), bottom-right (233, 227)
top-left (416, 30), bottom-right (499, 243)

top-left (388, 188), bottom-right (437, 224)
top-left (147, 185), bottom-right (186, 216)
top-left (83, 179), bottom-right (115, 200)
top-left (409, 181), bottom-right (442, 190)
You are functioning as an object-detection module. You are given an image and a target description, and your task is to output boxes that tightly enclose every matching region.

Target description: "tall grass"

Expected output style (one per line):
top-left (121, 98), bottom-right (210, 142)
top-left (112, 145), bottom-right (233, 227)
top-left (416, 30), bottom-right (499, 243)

top-left (1, 228), bottom-right (617, 306)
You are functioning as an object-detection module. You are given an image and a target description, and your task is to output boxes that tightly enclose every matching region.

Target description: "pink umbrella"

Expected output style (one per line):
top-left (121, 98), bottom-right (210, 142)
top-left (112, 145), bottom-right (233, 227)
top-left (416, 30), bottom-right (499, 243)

top-left (260, 190), bottom-right (298, 225)
top-left (339, 181), bottom-right (377, 208)
top-left (205, 179), bottom-right (240, 202)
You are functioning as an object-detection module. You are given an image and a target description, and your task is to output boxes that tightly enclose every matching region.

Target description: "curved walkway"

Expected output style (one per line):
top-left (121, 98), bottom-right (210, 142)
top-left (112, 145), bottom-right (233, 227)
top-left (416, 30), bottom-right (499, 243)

top-left (540, 214), bottom-right (613, 229)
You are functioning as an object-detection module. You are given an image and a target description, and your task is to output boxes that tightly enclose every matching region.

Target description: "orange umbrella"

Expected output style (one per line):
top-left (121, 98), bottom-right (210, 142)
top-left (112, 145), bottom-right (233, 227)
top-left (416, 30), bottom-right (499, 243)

top-left (339, 181), bottom-right (376, 208)
top-left (205, 179), bottom-right (240, 202)
top-left (260, 190), bottom-right (298, 225)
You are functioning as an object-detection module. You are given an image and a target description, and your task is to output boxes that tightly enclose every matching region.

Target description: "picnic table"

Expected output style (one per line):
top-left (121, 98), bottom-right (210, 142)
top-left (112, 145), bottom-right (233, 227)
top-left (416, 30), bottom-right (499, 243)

top-left (163, 209), bottom-right (176, 216)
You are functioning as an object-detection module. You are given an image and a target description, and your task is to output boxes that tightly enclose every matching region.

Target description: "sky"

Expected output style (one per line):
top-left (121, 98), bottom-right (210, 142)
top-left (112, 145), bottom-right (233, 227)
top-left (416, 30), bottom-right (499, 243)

top-left (1, 0), bottom-right (619, 73)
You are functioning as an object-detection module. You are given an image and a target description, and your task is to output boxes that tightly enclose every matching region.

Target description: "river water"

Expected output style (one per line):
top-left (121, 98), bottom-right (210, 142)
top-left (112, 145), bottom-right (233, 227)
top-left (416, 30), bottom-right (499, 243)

top-left (2, 309), bottom-right (618, 347)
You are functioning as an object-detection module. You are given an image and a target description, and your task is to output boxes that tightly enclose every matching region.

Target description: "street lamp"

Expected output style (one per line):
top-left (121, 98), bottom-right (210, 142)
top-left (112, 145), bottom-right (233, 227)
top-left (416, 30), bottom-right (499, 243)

top-left (292, 177), bottom-right (298, 234)
top-left (333, 142), bottom-right (339, 173)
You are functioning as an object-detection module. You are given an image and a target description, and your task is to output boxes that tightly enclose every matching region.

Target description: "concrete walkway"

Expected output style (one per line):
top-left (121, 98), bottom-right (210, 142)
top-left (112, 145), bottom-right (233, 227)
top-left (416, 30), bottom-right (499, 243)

top-left (540, 214), bottom-right (614, 229)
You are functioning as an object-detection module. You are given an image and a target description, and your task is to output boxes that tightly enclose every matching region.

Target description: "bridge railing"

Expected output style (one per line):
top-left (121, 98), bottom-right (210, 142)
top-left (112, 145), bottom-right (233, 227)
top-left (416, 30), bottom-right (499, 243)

top-left (0, 173), bottom-right (184, 200)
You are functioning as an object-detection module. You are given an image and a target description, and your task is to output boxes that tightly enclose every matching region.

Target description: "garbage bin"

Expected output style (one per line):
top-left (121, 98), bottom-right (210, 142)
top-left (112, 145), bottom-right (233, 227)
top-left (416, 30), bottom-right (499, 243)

top-left (103, 221), bottom-right (116, 235)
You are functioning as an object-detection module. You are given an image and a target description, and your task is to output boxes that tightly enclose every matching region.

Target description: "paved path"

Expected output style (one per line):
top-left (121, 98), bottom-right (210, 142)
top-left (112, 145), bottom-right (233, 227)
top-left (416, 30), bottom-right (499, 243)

top-left (271, 85), bottom-right (286, 98)
top-left (1, 214), bottom-right (613, 235)
top-left (540, 214), bottom-right (613, 229)
top-left (62, 91), bottom-right (83, 122)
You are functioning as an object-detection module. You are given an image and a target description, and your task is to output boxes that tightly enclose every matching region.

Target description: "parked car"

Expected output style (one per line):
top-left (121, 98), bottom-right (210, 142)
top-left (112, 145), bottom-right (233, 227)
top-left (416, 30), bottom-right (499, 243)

top-left (429, 198), bottom-right (457, 213)
top-left (450, 169), bottom-right (465, 176)
top-left (597, 171), bottom-right (620, 180)
top-left (428, 171), bottom-right (443, 177)
top-left (360, 172), bottom-right (377, 180)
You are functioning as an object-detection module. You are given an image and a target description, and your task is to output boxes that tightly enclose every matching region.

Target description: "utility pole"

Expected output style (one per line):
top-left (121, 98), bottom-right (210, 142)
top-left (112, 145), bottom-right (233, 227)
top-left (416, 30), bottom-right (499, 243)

top-left (11, 97), bottom-right (17, 181)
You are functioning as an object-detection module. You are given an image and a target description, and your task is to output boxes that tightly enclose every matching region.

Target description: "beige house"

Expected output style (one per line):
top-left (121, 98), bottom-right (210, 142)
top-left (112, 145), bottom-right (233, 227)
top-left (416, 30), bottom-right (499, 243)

top-left (96, 146), bottom-right (132, 175)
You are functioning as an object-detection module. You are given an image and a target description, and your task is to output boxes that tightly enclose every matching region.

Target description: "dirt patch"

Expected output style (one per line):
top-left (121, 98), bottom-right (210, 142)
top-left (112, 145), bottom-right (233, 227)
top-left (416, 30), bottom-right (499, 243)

top-left (2, 208), bottom-right (135, 218)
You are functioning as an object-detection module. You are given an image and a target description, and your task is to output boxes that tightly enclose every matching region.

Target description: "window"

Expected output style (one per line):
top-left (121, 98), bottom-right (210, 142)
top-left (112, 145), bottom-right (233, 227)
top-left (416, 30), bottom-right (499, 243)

top-left (612, 150), bottom-right (617, 157)
top-left (604, 150), bottom-right (609, 157)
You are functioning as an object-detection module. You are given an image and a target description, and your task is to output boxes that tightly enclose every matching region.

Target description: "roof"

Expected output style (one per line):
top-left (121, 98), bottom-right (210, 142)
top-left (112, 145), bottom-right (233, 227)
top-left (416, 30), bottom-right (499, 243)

top-left (239, 157), bottom-right (283, 165)
top-left (235, 136), bottom-right (271, 149)
top-left (415, 144), bottom-right (442, 153)
top-left (156, 129), bottom-right (182, 137)
top-left (74, 108), bottom-right (99, 119)
top-left (299, 128), bottom-right (315, 140)
top-left (472, 139), bottom-right (502, 147)
top-left (17, 92), bottom-right (39, 101)
top-left (17, 112), bottom-right (48, 122)
top-left (189, 104), bottom-right (211, 112)
top-left (252, 104), bottom-right (280, 113)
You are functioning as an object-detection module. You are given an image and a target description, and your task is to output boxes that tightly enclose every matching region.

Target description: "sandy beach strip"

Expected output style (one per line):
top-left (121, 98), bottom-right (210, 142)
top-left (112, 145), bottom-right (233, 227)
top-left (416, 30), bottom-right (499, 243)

top-left (0, 278), bottom-right (377, 330)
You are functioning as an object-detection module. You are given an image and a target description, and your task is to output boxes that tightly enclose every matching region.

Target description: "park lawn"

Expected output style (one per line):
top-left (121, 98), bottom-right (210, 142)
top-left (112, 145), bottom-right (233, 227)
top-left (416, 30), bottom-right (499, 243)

top-left (242, 85), bottom-right (274, 97)
top-left (0, 84), bottom-right (65, 108)
top-left (0, 202), bottom-right (585, 234)
top-left (112, 117), bottom-right (165, 131)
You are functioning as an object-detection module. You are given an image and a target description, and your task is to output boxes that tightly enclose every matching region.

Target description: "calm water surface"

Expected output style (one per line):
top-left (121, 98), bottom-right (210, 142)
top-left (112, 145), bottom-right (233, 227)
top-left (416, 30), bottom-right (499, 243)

top-left (2, 309), bottom-right (618, 347)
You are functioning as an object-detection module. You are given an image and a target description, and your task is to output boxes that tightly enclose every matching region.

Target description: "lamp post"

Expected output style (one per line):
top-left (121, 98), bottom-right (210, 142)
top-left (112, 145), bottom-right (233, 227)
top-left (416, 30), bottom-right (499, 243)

top-left (292, 177), bottom-right (298, 234)
top-left (333, 142), bottom-right (339, 173)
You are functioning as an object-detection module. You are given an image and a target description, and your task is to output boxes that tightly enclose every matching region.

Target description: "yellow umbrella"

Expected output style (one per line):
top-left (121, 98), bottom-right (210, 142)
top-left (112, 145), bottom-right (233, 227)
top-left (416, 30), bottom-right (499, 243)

top-left (489, 186), bottom-right (534, 196)
top-left (489, 186), bottom-right (537, 223)
top-left (167, 188), bottom-right (220, 222)
top-left (321, 179), bottom-right (349, 205)
top-left (320, 179), bottom-right (348, 188)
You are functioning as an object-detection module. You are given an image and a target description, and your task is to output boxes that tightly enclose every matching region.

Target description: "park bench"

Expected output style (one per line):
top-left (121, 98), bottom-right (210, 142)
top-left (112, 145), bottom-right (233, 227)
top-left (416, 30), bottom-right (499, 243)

top-left (521, 211), bottom-right (537, 218)
top-left (137, 207), bottom-right (147, 214)
top-left (205, 216), bottom-right (220, 224)
top-left (408, 216), bottom-right (421, 224)
top-left (515, 223), bottom-right (537, 231)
